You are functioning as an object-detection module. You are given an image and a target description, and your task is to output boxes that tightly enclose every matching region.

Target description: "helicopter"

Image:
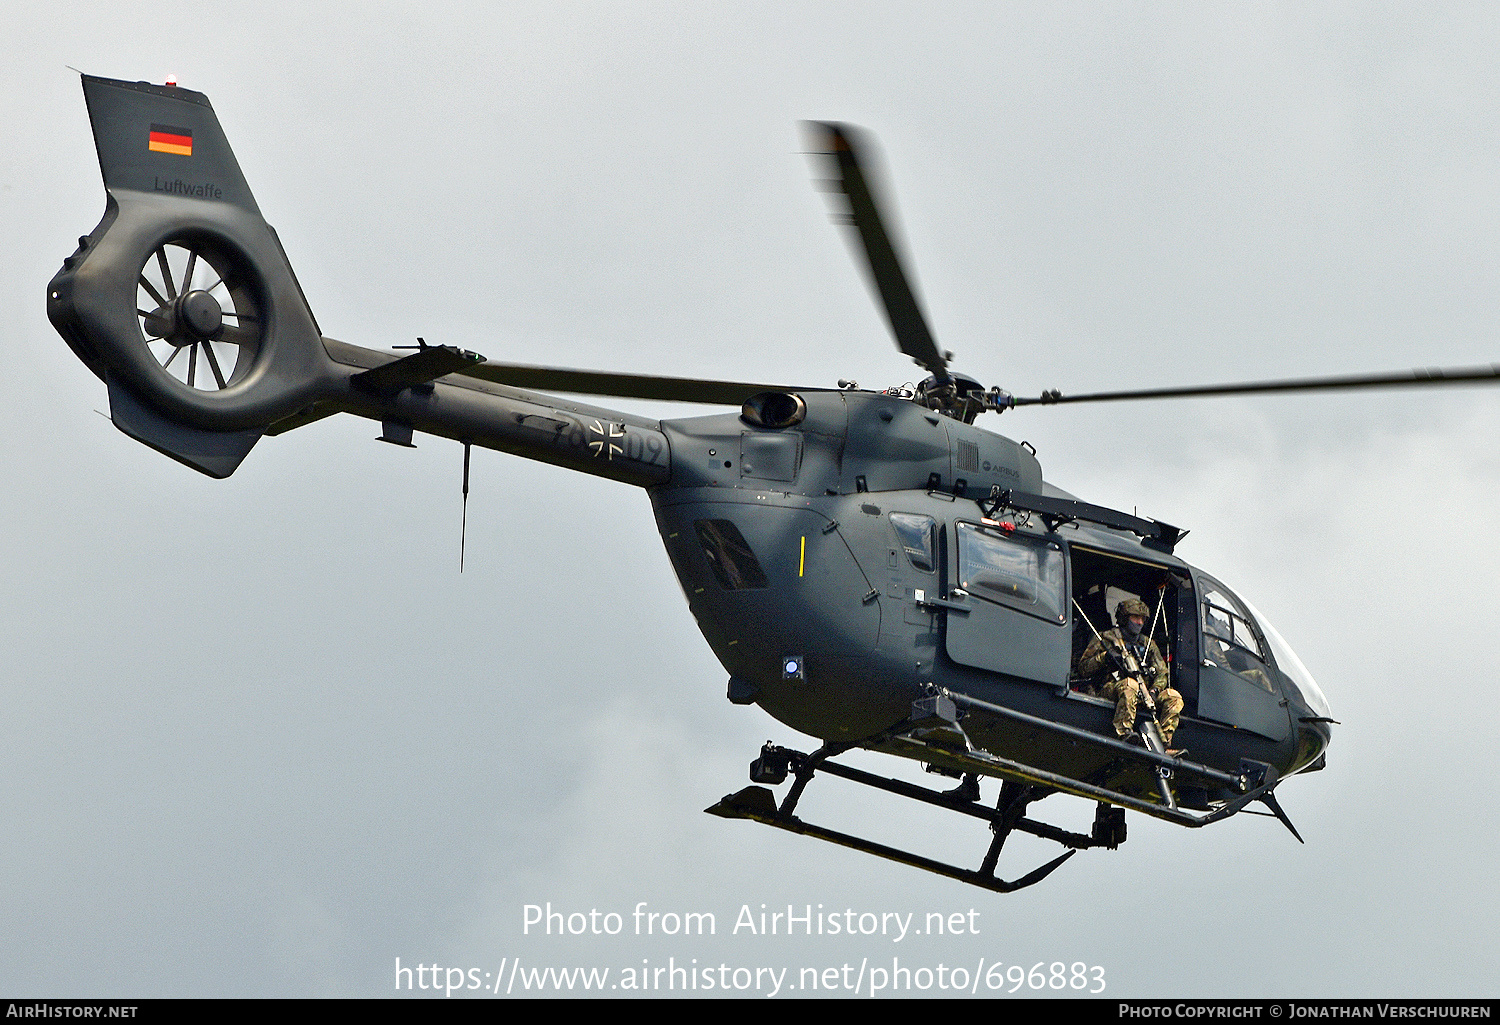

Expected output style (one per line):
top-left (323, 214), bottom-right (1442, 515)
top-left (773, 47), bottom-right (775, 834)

top-left (46, 74), bottom-right (1500, 894)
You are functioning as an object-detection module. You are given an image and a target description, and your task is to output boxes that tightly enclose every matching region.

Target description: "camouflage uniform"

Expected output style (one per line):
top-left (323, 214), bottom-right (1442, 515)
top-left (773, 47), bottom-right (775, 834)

top-left (1078, 628), bottom-right (1184, 744)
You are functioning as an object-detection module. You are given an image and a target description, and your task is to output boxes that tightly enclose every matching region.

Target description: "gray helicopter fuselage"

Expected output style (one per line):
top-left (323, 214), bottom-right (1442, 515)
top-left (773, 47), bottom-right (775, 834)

top-left (649, 389), bottom-right (1331, 791)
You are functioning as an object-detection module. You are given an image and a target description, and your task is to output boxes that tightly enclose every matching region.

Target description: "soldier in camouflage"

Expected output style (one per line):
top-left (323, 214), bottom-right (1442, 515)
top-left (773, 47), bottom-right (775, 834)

top-left (1078, 596), bottom-right (1184, 749)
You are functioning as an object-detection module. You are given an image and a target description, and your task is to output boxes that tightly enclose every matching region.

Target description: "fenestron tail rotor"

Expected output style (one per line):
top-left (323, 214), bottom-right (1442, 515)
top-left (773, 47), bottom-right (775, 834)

top-left (136, 240), bottom-right (261, 391)
top-left (49, 74), bottom-right (333, 478)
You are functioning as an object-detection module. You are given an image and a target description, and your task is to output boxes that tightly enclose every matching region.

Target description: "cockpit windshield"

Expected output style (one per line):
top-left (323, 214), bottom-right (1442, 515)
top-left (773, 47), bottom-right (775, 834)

top-left (1234, 591), bottom-right (1331, 719)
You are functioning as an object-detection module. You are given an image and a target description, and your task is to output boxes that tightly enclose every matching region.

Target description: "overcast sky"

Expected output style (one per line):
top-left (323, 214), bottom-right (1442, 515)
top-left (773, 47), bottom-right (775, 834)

top-left (2, 2), bottom-right (1498, 999)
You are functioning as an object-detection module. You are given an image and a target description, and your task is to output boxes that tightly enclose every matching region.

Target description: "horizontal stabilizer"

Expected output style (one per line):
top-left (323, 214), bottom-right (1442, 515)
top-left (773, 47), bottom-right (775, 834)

top-left (351, 344), bottom-right (485, 397)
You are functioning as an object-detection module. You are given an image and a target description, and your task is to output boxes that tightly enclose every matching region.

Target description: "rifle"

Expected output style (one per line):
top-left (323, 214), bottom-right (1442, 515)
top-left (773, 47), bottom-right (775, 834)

top-left (1072, 597), bottom-right (1157, 714)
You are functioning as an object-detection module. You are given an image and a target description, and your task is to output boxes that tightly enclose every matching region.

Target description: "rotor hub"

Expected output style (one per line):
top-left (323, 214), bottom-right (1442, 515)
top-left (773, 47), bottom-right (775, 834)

top-left (177, 289), bottom-right (223, 341)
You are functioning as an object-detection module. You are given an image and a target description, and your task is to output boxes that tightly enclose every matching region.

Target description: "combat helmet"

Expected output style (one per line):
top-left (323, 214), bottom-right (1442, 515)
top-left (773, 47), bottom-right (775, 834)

top-left (1115, 597), bottom-right (1151, 631)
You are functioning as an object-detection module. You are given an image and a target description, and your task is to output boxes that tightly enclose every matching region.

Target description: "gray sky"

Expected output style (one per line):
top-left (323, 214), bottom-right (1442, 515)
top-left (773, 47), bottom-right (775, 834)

top-left (2, 2), bottom-right (1498, 998)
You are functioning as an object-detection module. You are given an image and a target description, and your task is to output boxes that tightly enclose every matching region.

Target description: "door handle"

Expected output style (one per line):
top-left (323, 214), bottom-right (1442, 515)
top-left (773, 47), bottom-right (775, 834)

top-left (915, 589), bottom-right (970, 614)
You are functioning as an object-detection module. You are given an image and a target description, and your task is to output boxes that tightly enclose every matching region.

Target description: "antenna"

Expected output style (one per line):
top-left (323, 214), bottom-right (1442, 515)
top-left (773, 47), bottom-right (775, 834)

top-left (460, 441), bottom-right (471, 572)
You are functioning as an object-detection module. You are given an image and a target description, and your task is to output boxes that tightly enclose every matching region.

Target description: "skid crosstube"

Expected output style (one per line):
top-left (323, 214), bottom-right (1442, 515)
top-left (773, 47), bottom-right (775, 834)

top-left (706, 749), bottom-right (1089, 894)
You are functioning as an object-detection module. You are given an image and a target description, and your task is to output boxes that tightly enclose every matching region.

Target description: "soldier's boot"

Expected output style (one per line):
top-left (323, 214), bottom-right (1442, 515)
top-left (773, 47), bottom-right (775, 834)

top-left (943, 773), bottom-right (981, 803)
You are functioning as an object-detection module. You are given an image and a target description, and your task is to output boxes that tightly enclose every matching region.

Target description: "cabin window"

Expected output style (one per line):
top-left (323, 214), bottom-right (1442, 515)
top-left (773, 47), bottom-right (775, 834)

top-left (889, 513), bottom-right (936, 572)
top-left (955, 522), bottom-right (1066, 621)
top-left (694, 519), bottom-right (769, 590)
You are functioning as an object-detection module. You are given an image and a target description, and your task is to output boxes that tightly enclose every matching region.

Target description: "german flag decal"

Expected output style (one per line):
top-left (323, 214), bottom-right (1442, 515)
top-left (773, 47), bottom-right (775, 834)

top-left (148, 123), bottom-right (193, 156)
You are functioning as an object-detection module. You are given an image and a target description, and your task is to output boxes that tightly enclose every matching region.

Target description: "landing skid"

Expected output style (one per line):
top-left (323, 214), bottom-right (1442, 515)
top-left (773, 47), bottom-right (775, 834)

top-left (707, 690), bottom-right (1299, 892)
top-left (707, 741), bottom-right (1126, 893)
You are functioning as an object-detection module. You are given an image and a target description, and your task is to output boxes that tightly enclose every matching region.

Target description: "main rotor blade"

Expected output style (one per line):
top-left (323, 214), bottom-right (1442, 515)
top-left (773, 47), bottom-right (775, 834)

top-left (1011, 363), bottom-right (1500, 407)
top-left (454, 361), bottom-right (816, 406)
top-left (806, 121), bottom-right (950, 382)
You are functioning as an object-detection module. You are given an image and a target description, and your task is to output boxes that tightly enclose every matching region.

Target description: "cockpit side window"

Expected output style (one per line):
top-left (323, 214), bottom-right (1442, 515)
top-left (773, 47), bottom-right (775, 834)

top-left (1199, 576), bottom-right (1275, 692)
top-left (889, 513), bottom-right (936, 572)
